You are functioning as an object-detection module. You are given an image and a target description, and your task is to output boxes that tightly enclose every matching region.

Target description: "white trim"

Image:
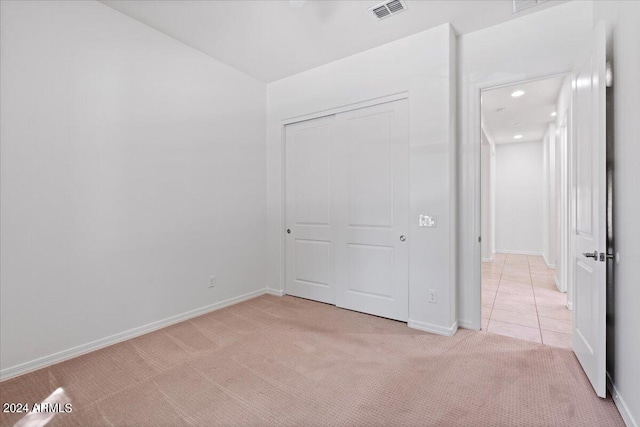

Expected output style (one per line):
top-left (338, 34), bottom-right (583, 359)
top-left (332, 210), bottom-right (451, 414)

top-left (265, 288), bottom-right (285, 297)
top-left (557, 110), bottom-right (571, 295)
top-left (408, 319), bottom-right (458, 337)
top-left (482, 256), bottom-right (493, 263)
top-left (280, 92), bottom-right (408, 126)
top-left (566, 300), bottom-right (573, 310)
top-left (0, 288), bottom-right (268, 382)
top-left (608, 372), bottom-right (638, 427)
top-left (280, 121), bottom-right (287, 297)
top-left (542, 254), bottom-right (556, 269)
top-left (494, 250), bottom-right (543, 256)
top-left (553, 275), bottom-right (562, 292)
top-left (458, 319), bottom-right (478, 330)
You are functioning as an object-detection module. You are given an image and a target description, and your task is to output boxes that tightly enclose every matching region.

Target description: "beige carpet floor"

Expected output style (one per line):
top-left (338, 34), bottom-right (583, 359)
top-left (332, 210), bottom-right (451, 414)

top-left (0, 295), bottom-right (623, 427)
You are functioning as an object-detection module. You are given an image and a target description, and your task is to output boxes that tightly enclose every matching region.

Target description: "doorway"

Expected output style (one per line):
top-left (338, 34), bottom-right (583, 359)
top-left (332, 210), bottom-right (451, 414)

top-left (480, 75), bottom-right (573, 348)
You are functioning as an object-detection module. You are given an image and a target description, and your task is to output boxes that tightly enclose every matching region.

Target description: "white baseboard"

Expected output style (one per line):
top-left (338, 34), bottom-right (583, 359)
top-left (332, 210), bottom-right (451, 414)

top-left (553, 275), bottom-right (561, 291)
top-left (495, 250), bottom-right (543, 256)
top-left (265, 288), bottom-right (285, 296)
top-left (0, 288), bottom-right (270, 382)
top-left (607, 372), bottom-right (637, 427)
top-left (458, 319), bottom-right (480, 330)
top-left (566, 300), bottom-right (573, 310)
top-left (542, 254), bottom-right (556, 269)
top-left (482, 257), bottom-right (493, 263)
top-left (408, 319), bottom-right (458, 337)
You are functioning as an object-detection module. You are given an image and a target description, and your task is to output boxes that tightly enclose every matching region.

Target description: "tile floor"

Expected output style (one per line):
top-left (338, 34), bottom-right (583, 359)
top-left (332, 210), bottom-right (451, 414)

top-left (482, 253), bottom-right (572, 348)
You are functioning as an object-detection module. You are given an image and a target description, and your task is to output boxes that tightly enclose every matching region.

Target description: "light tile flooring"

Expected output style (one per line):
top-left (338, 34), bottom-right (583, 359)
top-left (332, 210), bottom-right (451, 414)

top-left (482, 253), bottom-right (572, 348)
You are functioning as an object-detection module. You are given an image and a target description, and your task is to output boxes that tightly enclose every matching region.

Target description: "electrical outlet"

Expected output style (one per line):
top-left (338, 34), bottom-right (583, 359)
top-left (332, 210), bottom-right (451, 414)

top-left (428, 289), bottom-right (437, 304)
top-left (209, 276), bottom-right (216, 288)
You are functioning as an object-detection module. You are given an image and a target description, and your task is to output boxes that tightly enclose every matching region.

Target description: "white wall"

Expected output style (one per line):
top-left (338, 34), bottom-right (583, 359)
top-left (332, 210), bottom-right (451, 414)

top-left (457, 0), bottom-right (594, 329)
top-left (490, 140), bottom-right (497, 257)
top-left (595, 2), bottom-right (640, 426)
top-left (554, 77), bottom-right (571, 294)
top-left (480, 129), bottom-right (494, 261)
top-left (542, 130), bottom-right (550, 260)
top-left (266, 25), bottom-right (458, 334)
top-left (552, 122), bottom-right (561, 271)
top-left (494, 141), bottom-right (543, 254)
top-left (541, 123), bottom-right (558, 267)
top-left (0, 1), bottom-right (267, 375)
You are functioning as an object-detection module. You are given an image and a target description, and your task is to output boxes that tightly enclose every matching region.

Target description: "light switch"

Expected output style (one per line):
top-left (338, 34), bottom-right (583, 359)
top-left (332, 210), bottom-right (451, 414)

top-left (419, 215), bottom-right (437, 228)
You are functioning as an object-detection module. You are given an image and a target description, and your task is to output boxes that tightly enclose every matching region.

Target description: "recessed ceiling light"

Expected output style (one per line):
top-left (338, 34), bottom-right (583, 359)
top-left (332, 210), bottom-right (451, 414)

top-left (511, 90), bottom-right (525, 98)
top-left (551, 112), bottom-right (557, 117)
top-left (514, 134), bottom-right (523, 139)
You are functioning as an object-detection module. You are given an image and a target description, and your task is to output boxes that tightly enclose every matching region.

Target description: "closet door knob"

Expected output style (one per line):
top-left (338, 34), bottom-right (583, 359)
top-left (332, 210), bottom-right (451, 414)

top-left (399, 235), bottom-right (406, 242)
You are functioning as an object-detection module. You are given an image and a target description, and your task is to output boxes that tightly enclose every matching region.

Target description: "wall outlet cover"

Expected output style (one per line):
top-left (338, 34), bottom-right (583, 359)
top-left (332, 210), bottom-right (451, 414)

top-left (428, 289), bottom-right (437, 304)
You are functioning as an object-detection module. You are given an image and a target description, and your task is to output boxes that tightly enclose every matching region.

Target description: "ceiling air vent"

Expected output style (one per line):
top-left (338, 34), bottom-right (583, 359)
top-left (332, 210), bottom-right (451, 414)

top-left (369, 0), bottom-right (407, 20)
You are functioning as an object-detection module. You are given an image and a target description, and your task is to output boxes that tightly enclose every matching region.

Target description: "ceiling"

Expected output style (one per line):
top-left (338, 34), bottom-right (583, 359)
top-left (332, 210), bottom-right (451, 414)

top-left (101, 0), bottom-right (566, 83)
top-left (482, 75), bottom-right (566, 145)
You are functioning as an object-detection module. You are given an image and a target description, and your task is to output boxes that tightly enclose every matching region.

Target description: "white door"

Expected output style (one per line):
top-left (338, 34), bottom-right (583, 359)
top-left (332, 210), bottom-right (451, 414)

top-left (333, 100), bottom-right (409, 321)
top-left (285, 115), bottom-right (336, 304)
top-left (284, 99), bottom-right (409, 321)
top-left (571, 21), bottom-right (607, 398)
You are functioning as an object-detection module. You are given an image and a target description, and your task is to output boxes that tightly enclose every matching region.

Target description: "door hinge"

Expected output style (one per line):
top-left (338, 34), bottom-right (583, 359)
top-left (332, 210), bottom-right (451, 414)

top-left (478, 236), bottom-right (481, 243)
top-left (606, 61), bottom-right (613, 87)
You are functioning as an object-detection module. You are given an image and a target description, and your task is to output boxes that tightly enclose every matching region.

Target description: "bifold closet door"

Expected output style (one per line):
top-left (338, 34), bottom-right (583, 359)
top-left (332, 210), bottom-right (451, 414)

top-left (333, 100), bottom-right (409, 321)
top-left (284, 115), bottom-right (336, 304)
top-left (284, 99), bottom-right (409, 321)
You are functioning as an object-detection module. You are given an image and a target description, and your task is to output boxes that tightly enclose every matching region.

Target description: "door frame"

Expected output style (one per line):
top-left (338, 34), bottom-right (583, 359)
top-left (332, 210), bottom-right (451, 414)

top-left (280, 92), bottom-right (409, 297)
top-left (472, 71), bottom-right (573, 329)
top-left (557, 111), bottom-right (572, 299)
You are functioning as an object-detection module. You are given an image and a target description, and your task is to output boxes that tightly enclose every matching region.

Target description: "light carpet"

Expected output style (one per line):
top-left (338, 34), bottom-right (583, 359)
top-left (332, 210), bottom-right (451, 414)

top-left (0, 295), bottom-right (623, 426)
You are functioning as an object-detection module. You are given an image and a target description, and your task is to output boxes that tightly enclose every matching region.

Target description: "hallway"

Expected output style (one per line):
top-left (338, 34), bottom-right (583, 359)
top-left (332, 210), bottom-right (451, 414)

top-left (482, 254), bottom-right (572, 348)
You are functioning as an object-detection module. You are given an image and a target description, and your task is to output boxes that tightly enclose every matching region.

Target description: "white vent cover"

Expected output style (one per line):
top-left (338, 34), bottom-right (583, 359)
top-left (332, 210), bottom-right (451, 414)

top-left (369, 0), bottom-right (408, 20)
top-left (513, 0), bottom-right (547, 13)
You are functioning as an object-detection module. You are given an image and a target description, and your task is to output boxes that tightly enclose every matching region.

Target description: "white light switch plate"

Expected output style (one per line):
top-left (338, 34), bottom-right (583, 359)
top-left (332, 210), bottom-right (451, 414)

top-left (419, 215), bottom-right (437, 227)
